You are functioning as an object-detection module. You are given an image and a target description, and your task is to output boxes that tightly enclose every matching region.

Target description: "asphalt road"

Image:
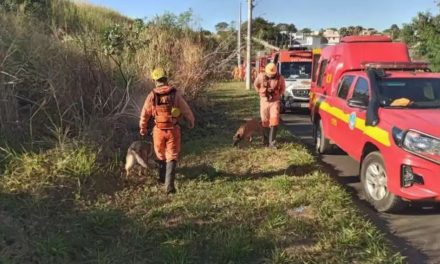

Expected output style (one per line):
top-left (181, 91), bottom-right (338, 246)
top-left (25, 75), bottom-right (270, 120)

top-left (282, 111), bottom-right (440, 264)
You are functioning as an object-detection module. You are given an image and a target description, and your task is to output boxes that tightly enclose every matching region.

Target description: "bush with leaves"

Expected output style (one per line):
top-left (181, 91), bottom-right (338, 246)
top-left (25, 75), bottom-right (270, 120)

top-left (402, 9), bottom-right (440, 70)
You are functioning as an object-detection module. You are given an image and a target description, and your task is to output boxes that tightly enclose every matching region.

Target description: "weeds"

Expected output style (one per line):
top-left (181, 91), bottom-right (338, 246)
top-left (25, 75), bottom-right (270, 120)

top-left (1, 142), bottom-right (98, 197)
top-left (0, 82), bottom-right (404, 263)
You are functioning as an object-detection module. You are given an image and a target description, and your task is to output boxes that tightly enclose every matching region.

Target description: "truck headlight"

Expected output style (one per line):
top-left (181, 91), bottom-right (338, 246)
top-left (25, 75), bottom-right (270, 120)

top-left (402, 130), bottom-right (440, 162)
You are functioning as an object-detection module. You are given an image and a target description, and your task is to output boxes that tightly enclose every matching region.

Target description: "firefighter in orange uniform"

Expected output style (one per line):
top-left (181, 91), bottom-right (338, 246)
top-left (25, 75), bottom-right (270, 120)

top-left (139, 68), bottom-right (195, 194)
top-left (251, 67), bottom-right (258, 82)
top-left (239, 64), bottom-right (246, 81)
top-left (233, 66), bottom-right (240, 81)
top-left (253, 63), bottom-right (286, 148)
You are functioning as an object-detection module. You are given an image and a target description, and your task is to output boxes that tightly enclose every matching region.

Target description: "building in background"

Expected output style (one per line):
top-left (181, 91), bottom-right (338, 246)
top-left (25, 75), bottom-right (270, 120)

top-left (322, 29), bottom-right (340, 44)
top-left (280, 31), bottom-right (324, 49)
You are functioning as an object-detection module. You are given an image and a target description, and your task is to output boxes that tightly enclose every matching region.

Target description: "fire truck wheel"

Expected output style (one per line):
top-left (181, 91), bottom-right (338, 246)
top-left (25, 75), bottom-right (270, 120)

top-left (314, 119), bottom-right (331, 154)
top-left (361, 152), bottom-right (407, 213)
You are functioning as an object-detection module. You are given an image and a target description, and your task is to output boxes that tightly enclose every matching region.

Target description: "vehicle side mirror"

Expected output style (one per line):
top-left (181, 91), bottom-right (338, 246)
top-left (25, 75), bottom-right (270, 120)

top-left (347, 98), bottom-right (368, 109)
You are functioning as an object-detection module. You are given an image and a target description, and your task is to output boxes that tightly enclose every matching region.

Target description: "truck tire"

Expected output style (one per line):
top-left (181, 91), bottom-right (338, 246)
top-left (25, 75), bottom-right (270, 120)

top-left (314, 119), bottom-right (331, 154)
top-left (361, 152), bottom-right (407, 213)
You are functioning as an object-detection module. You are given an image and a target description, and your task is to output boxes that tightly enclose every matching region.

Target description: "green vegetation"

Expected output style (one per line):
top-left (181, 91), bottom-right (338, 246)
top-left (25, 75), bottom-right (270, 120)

top-left (0, 83), bottom-right (404, 263)
top-left (400, 6), bottom-right (440, 70)
top-left (0, 0), bottom-right (232, 151)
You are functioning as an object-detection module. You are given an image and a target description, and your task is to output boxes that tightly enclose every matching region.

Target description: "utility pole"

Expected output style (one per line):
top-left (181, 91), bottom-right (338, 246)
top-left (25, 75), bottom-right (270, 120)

top-left (237, 2), bottom-right (242, 68)
top-left (246, 0), bottom-right (253, 90)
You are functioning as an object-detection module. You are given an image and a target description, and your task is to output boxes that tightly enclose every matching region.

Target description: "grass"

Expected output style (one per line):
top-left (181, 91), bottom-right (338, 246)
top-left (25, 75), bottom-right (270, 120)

top-left (0, 82), bottom-right (404, 263)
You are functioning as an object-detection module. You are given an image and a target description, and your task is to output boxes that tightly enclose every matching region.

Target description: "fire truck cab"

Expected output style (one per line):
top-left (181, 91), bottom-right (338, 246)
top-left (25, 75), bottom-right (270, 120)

top-left (310, 35), bottom-right (440, 212)
top-left (256, 51), bottom-right (276, 74)
top-left (273, 46), bottom-right (315, 111)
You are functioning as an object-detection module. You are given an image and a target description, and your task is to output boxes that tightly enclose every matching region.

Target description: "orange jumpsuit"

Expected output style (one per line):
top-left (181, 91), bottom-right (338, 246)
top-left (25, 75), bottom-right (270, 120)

top-left (239, 65), bottom-right (245, 81)
top-left (139, 86), bottom-right (195, 161)
top-left (251, 68), bottom-right (258, 82)
top-left (254, 73), bottom-right (286, 127)
top-left (233, 67), bottom-right (240, 81)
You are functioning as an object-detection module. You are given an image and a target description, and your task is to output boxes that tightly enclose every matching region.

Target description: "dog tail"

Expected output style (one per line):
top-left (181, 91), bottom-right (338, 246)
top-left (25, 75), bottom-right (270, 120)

top-left (125, 152), bottom-right (136, 173)
top-left (132, 151), bottom-right (149, 168)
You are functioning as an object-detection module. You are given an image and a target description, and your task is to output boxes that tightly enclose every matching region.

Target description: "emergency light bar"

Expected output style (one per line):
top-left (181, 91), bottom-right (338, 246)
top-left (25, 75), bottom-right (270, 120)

top-left (361, 62), bottom-right (430, 71)
top-left (341, 35), bottom-right (392, 43)
top-left (289, 53), bottom-right (312, 58)
top-left (288, 45), bottom-right (308, 51)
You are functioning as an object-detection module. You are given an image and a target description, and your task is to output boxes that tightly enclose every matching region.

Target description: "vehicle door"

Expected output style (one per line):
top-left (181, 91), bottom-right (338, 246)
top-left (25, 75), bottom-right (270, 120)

top-left (327, 74), bottom-right (356, 150)
top-left (310, 59), bottom-right (328, 117)
top-left (344, 76), bottom-right (370, 159)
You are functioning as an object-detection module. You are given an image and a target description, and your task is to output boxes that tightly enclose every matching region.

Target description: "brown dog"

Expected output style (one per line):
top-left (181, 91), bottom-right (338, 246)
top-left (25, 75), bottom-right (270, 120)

top-left (233, 118), bottom-right (264, 147)
top-left (125, 140), bottom-right (155, 175)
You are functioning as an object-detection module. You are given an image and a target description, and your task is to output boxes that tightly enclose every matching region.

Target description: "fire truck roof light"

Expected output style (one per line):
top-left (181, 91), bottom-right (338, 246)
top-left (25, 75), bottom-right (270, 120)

top-left (361, 61), bottom-right (430, 70)
top-left (341, 35), bottom-right (392, 43)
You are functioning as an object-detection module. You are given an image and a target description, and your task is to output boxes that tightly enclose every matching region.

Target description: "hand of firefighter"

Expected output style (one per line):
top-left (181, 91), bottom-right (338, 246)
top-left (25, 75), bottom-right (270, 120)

top-left (139, 129), bottom-right (147, 139)
top-left (187, 121), bottom-right (195, 129)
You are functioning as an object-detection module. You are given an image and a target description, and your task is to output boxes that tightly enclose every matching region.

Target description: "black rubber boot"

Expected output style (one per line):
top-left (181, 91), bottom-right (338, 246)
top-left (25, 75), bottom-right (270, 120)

top-left (263, 127), bottom-right (270, 146)
top-left (269, 126), bottom-right (278, 149)
top-left (165, 160), bottom-right (177, 194)
top-left (157, 160), bottom-right (166, 184)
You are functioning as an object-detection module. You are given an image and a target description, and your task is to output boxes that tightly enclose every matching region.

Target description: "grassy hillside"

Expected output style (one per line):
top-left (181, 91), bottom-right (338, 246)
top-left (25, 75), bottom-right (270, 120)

top-left (0, 82), bottom-right (404, 263)
top-left (0, 0), bottom-right (131, 34)
top-left (0, 0), bottom-right (229, 153)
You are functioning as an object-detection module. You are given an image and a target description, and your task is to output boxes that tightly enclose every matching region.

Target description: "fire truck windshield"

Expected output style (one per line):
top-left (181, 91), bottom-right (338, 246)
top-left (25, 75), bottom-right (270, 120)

top-left (280, 62), bottom-right (312, 80)
top-left (378, 78), bottom-right (440, 109)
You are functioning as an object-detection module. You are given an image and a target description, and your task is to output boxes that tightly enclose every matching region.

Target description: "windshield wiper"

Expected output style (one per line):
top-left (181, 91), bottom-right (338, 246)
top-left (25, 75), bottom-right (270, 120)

top-left (409, 104), bottom-right (440, 109)
top-left (382, 105), bottom-right (408, 109)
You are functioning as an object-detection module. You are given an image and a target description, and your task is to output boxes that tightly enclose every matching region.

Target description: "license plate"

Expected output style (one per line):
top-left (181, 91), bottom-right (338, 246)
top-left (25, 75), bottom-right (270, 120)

top-left (292, 102), bottom-right (309, 108)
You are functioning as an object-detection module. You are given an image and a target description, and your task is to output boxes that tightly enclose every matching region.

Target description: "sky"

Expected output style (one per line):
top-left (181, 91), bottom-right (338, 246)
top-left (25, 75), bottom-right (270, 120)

top-left (87, 0), bottom-right (439, 31)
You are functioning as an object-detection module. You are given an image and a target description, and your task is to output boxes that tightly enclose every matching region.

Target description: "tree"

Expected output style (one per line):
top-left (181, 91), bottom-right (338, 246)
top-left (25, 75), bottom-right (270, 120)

top-left (339, 27), bottom-right (349, 37)
top-left (300, 28), bottom-right (312, 34)
top-left (347, 26), bottom-right (356, 35)
top-left (276, 23), bottom-right (297, 33)
top-left (389, 24), bottom-right (401, 40)
top-left (402, 11), bottom-right (440, 70)
top-left (401, 24), bottom-right (415, 45)
top-left (250, 17), bottom-right (281, 46)
top-left (354, 25), bottom-right (364, 35)
top-left (215, 22), bottom-right (229, 32)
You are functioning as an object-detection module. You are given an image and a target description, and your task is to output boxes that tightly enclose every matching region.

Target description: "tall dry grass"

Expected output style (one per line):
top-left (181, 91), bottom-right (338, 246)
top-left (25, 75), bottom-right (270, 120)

top-left (0, 13), bottom-right (135, 152)
top-left (0, 1), bottom-right (236, 156)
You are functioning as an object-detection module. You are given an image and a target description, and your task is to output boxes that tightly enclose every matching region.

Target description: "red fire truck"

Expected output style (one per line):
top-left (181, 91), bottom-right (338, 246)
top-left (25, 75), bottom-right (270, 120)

top-left (310, 35), bottom-right (440, 212)
top-left (255, 52), bottom-right (274, 74)
top-left (273, 46), bottom-right (315, 111)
